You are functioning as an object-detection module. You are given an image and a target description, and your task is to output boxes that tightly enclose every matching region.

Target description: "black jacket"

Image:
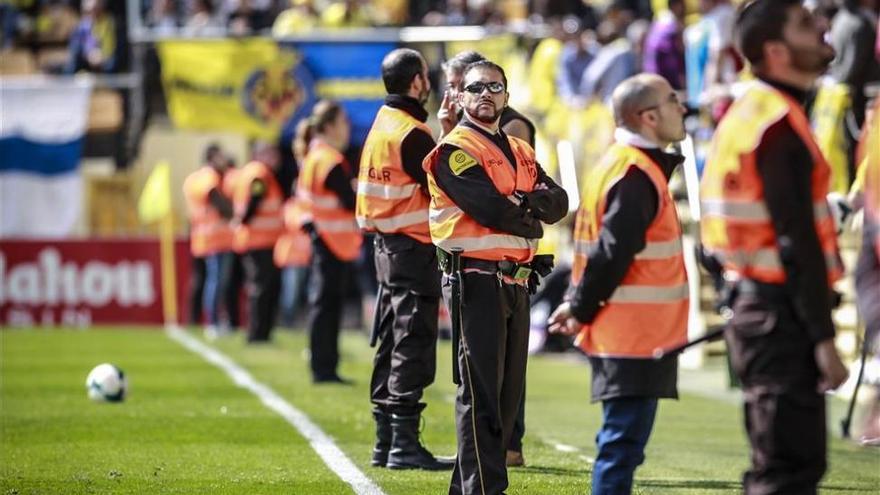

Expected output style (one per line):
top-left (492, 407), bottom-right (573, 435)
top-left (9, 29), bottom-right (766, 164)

top-left (432, 119), bottom-right (568, 240)
top-left (567, 143), bottom-right (683, 402)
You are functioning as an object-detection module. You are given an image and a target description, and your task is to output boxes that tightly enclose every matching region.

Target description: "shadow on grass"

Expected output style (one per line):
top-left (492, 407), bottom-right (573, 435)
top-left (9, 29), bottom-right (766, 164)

top-left (514, 465), bottom-right (588, 477)
top-left (637, 479), bottom-right (877, 492)
top-left (817, 485), bottom-right (880, 492)
top-left (638, 479), bottom-right (741, 490)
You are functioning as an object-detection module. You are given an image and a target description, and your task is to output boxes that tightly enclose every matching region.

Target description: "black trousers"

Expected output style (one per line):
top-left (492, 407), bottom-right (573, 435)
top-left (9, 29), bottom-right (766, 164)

top-left (308, 238), bottom-right (350, 380)
top-left (509, 384), bottom-right (526, 452)
top-left (369, 234), bottom-right (441, 415)
top-left (726, 292), bottom-right (827, 495)
top-left (221, 251), bottom-right (244, 328)
top-left (243, 248), bottom-right (280, 342)
top-left (188, 255), bottom-right (206, 325)
top-left (445, 272), bottom-right (530, 495)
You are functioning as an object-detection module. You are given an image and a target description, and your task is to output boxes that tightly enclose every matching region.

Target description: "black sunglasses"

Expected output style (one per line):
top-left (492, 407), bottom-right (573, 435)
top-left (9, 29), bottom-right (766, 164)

top-left (463, 81), bottom-right (505, 94)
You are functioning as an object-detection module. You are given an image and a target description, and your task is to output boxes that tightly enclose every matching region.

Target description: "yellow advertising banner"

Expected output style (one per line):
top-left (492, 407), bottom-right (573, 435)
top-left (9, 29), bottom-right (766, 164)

top-left (158, 39), bottom-right (309, 140)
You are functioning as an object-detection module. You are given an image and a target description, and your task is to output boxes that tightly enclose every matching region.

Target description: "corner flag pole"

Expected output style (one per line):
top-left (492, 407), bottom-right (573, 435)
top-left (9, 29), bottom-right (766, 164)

top-left (159, 212), bottom-right (178, 325)
top-left (138, 160), bottom-right (178, 326)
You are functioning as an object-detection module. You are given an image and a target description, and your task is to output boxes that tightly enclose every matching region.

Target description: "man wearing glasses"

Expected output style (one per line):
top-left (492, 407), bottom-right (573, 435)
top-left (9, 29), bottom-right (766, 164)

top-left (423, 60), bottom-right (567, 495)
top-left (548, 73), bottom-right (689, 494)
top-left (439, 50), bottom-right (538, 470)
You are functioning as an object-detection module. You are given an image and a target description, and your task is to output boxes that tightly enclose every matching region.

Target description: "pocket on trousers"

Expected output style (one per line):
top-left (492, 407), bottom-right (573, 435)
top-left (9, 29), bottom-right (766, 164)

top-left (730, 295), bottom-right (778, 338)
top-left (387, 244), bottom-right (441, 297)
top-left (727, 295), bottom-right (785, 381)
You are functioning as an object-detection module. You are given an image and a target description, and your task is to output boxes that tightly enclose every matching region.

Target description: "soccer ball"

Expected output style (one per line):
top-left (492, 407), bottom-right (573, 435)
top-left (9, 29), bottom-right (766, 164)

top-left (85, 363), bottom-right (127, 402)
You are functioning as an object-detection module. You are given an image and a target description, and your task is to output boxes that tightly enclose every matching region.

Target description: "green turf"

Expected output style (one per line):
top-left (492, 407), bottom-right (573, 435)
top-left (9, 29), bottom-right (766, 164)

top-left (2, 328), bottom-right (878, 494)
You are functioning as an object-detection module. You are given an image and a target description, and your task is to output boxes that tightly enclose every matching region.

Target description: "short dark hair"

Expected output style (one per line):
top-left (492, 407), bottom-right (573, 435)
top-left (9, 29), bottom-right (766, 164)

top-left (462, 60), bottom-right (508, 90)
top-left (441, 51), bottom-right (486, 77)
top-left (735, 0), bottom-right (801, 67)
top-left (204, 143), bottom-right (222, 162)
top-left (381, 48), bottom-right (425, 95)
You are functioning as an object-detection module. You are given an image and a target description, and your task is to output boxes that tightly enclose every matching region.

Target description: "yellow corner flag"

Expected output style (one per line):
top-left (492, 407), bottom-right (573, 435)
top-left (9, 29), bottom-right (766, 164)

top-left (137, 160), bottom-right (178, 325)
top-left (138, 160), bottom-right (172, 223)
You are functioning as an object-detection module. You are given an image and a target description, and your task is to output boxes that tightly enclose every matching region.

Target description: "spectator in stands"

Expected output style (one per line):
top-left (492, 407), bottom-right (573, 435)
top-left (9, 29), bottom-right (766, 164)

top-left (627, 18), bottom-right (651, 72)
top-left (580, 16), bottom-right (638, 103)
top-left (407, 0), bottom-right (440, 25)
top-left (828, 0), bottom-right (880, 134)
top-left (66, 0), bottom-right (116, 74)
top-left (272, 0), bottom-right (319, 35)
top-left (226, 0), bottom-right (272, 35)
top-left (1, 2), bottom-right (19, 49)
top-left (321, 0), bottom-right (372, 28)
top-left (685, 0), bottom-right (742, 113)
top-left (36, 1), bottom-right (79, 44)
top-left (557, 19), bottom-right (596, 108)
top-left (148, 0), bottom-right (179, 35)
top-left (527, 0), bottom-right (600, 29)
top-left (643, 0), bottom-right (686, 90)
top-left (184, 0), bottom-right (222, 36)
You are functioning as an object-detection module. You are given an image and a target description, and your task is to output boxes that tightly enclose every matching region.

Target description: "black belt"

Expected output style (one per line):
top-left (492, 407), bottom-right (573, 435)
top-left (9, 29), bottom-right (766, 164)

top-left (438, 251), bottom-right (532, 280)
top-left (463, 258), bottom-right (532, 279)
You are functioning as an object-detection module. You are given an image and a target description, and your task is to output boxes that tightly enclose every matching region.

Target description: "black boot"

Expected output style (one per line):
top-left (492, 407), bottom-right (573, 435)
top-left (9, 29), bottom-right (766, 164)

top-left (371, 408), bottom-right (391, 467)
top-left (387, 413), bottom-right (455, 471)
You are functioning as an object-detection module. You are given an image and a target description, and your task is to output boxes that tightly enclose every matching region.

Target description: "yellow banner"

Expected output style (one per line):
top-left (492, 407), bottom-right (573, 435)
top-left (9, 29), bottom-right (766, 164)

top-left (158, 39), bottom-right (307, 140)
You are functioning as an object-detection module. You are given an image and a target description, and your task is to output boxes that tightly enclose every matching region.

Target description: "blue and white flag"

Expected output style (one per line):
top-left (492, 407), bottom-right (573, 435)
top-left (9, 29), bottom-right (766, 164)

top-left (0, 77), bottom-right (92, 238)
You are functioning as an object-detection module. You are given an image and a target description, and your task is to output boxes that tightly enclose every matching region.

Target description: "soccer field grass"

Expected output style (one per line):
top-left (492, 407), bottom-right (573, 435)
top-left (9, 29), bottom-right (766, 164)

top-left (2, 328), bottom-right (878, 494)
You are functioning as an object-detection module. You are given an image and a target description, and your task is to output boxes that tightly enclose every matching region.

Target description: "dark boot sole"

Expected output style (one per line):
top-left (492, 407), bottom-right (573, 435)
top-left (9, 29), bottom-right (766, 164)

top-left (386, 461), bottom-right (454, 471)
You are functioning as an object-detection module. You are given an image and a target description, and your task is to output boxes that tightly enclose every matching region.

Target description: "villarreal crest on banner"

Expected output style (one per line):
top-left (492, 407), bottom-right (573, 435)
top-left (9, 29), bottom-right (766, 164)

top-left (158, 39), bottom-right (315, 139)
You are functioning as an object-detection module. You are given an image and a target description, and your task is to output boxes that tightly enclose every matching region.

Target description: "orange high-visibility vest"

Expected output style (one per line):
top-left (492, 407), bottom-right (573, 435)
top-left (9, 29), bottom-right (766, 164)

top-left (571, 143), bottom-right (688, 358)
top-left (274, 197), bottom-right (313, 267)
top-left (423, 125), bottom-right (540, 263)
top-left (701, 81), bottom-right (843, 284)
top-left (222, 168), bottom-right (245, 254)
top-left (183, 166), bottom-right (231, 257)
top-left (233, 161), bottom-right (284, 251)
top-left (356, 105), bottom-right (433, 243)
top-left (297, 140), bottom-right (363, 261)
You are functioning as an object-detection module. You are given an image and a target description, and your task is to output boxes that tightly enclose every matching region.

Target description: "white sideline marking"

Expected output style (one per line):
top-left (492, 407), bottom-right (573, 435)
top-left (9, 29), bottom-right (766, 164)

top-left (553, 443), bottom-right (579, 453)
top-left (166, 326), bottom-right (386, 495)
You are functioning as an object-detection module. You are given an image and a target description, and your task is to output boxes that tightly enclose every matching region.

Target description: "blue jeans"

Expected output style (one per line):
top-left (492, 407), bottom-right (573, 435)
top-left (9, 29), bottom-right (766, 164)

top-left (202, 253), bottom-right (225, 326)
top-left (592, 397), bottom-right (658, 495)
top-left (279, 265), bottom-right (309, 327)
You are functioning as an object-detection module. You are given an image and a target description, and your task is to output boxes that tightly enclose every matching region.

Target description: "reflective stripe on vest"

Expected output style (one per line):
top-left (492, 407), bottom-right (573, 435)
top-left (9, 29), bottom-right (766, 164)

top-left (608, 282), bottom-right (690, 304)
top-left (357, 209), bottom-right (428, 232)
top-left (571, 142), bottom-right (688, 358)
top-left (701, 199), bottom-right (831, 222)
top-left (356, 105), bottom-right (433, 244)
top-left (357, 181), bottom-right (420, 200)
top-left (423, 125), bottom-right (539, 263)
top-left (575, 238), bottom-right (683, 260)
top-left (700, 81), bottom-right (842, 285)
top-left (298, 140), bottom-right (363, 261)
